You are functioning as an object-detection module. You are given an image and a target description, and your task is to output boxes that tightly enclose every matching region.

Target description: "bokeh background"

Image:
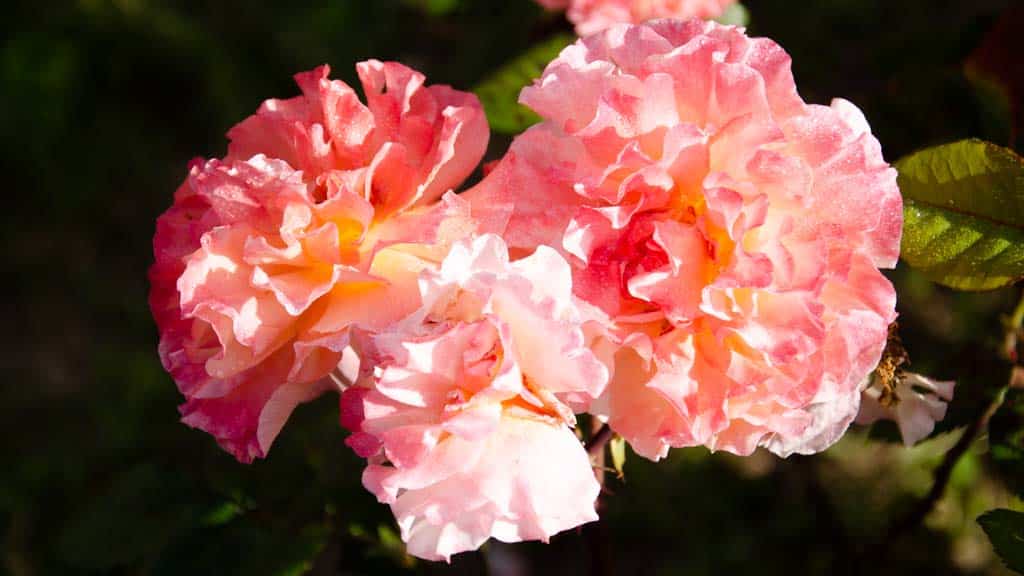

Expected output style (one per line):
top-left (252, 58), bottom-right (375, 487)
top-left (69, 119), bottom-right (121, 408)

top-left (3, 0), bottom-right (1023, 574)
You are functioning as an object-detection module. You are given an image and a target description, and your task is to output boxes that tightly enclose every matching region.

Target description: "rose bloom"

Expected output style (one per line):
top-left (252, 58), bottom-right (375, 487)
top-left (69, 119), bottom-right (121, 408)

top-left (467, 21), bottom-right (902, 459)
top-left (341, 234), bottom-right (607, 561)
top-left (149, 62), bottom-right (488, 462)
top-left (536, 0), bottom-right (738, 36)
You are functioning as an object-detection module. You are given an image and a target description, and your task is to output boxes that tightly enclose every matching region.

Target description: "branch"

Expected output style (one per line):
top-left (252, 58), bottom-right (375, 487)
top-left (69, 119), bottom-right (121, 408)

top-left (885, 387), bottom-right (1006, 539)
top-left (878, 289), bottom-right (1023, 552)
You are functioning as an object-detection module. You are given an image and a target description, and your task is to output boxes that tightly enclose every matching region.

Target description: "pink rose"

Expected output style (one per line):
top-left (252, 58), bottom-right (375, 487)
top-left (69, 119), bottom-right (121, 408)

top-left (467, 21), bottom-right (902, 459)
top-left (536, 0), bottom-right (738, 35)
top-left (341, 235), bottom-right (607, 561)
top-left (149, 62), bottom-right (489, 462)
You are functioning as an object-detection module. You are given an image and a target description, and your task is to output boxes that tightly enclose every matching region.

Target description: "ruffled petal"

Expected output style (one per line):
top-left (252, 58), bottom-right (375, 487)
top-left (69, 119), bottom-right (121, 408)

top-left (151, 63), bottom-right (487, 463)
top-left (473, 21), bottom-right (901, 458)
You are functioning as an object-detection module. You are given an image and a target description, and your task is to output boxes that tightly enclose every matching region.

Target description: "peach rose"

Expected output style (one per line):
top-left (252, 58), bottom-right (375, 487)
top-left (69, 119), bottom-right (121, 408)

top-left (341, 235), bottom-right (607, 561)
top-left (467, 21), bottom-right (902, 459)
top-left (149, 62), bottom-right (489, 462)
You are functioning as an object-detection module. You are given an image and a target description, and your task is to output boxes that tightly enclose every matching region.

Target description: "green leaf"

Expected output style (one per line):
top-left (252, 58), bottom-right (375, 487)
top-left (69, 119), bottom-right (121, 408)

top-left (200, 501), bottom-right (245, 527)
top-left (715, 3), bottom-right (750, 27)
top-left (897, 139), bottom-right (1024, 290)
top-left (376, 524), bottom-right (416, 567)
top-left (473, 34), bottom-right (574, 134)
top-left (978, 509), bottom-right (1024, 573)
top-left (610, 434), bottom-right (627, 479)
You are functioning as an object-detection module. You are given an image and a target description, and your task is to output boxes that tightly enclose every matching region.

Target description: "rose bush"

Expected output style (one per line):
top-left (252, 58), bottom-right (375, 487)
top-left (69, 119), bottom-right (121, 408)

top-left (143, 15), bottom-right (1006, 568)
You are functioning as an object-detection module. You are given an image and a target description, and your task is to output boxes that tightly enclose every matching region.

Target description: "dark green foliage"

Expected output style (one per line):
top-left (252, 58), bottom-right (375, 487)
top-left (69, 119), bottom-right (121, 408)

top-left (59, 463), bottom-right (201, 570)
top-left (978, 509), bottom-right (1024, 573)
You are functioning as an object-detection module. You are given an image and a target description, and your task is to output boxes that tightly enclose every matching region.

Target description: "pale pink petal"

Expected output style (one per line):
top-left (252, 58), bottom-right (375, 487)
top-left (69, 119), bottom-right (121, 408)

top-left (343, 235), bottom-right (606, 559)
top-left (379, 419), bottom-right (599, 562)
top-left (857, 373), bottom-right (955, 447)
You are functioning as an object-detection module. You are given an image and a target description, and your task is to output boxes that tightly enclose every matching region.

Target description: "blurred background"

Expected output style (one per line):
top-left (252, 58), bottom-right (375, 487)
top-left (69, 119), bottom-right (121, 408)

top-left (3, 0), bottom-right (1023, 574)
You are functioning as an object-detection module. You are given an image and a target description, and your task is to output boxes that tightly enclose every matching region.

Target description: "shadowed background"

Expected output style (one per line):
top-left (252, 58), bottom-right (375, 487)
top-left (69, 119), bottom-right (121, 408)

top-left (2, 0), bottom-right (1022, 574)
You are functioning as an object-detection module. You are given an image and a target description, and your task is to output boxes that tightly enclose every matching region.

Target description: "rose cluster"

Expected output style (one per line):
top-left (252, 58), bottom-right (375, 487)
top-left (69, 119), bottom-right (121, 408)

top-left (151, 21), bottom-right (904, 561)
